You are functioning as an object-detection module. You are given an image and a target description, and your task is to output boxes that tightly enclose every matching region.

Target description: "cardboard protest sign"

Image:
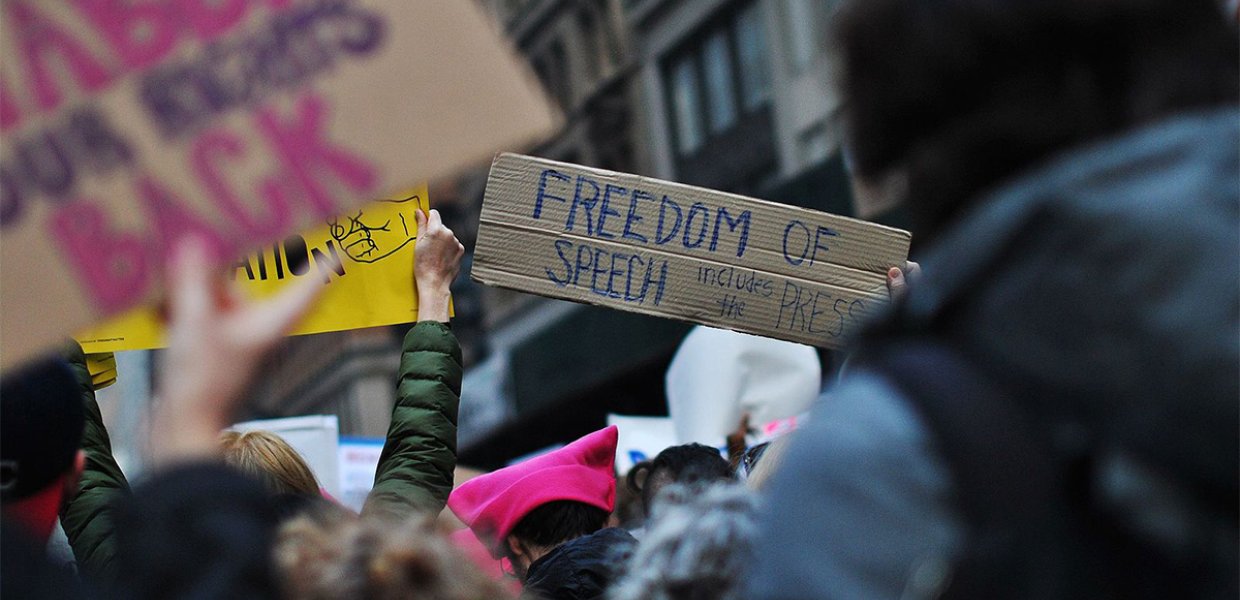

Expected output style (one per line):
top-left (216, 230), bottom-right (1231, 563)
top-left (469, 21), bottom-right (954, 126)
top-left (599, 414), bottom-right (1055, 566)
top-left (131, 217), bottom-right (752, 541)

top-left (0, 1), bottom-right (557, 367)
top-left (472, 154), bottom-right (911, 349)
top-left (76, 186), bottom-right (438, 353)
top-left (85, 351), bottom-right (117, 390)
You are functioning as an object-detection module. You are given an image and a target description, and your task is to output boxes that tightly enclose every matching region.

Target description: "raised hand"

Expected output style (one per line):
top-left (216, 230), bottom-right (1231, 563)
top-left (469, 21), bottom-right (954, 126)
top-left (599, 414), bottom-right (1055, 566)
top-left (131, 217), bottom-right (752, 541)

top-left (151, 237), bottom-right (323, 466)
top-left (413, 208), bottom-right (465, 324)
top-left (886, 261), bottom-right (922, 302)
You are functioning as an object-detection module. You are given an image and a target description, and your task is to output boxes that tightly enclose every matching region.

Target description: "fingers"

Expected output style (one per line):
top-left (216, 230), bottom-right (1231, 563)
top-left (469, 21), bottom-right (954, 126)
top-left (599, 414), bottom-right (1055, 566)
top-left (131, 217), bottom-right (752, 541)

top-left (888, 261), bottom-right (922, 300)
top-left (427, 208), bottom-right (443, 230)
top-left (414, 207), bottom-right (427, 231)
top-left (234, 275), bottom-right (324, 347)
top-left (887, 266), bottom-right (905, 288)
top-left (168, 237), bottom-right (217, 324)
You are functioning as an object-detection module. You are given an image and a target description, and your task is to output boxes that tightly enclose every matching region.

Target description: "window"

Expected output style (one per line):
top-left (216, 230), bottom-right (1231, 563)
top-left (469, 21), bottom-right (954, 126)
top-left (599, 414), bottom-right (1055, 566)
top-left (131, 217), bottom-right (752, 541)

top-left (798, 122), bottom-right (832, 165)
top-left (702, 31), bottom-right (738, 133)
top-left (670, 56), bottom-right (704, 154)
top-left (663, 2), bottom-right (772, 158)
top-left (781, 0), bottom-right (837, 74)
top-left (736, 3), bottom-right (771, 111)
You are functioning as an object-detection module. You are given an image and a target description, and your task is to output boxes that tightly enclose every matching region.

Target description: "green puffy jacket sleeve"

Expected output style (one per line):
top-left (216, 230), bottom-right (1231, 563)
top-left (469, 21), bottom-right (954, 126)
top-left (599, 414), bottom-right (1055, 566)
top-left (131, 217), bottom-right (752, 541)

top-left (58, 343), bottom-right (130, 585)
top-left (362, 321), bottom-right (460, 520)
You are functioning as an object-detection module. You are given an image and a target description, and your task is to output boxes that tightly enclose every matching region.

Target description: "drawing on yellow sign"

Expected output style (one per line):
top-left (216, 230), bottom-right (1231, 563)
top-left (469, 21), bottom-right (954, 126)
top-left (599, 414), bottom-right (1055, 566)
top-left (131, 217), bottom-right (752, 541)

top-left (331, 194), bottom-right (421, 263)
top-left (77, 186), bottom-right (442, 354)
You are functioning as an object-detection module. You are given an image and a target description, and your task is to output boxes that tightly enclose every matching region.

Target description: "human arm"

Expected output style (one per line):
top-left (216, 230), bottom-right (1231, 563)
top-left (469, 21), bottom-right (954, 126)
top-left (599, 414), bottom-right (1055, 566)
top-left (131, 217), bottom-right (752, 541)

top-left (147, 238), bottom-right (322, 467)
top-left (58, 343), bottom-right (129, 585)
top-left (748, 372), bottom-right (962, 599)
top-left (363, 209), bottom-right (465, 519)
top-left (107, 238), bottom-right (321, 598)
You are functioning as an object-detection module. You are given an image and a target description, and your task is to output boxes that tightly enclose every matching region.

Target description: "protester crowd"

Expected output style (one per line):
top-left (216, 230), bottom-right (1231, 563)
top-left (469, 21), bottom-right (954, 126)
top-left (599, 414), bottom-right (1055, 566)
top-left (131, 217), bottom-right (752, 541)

top-left (3, 0), bottom-right (1238, 598)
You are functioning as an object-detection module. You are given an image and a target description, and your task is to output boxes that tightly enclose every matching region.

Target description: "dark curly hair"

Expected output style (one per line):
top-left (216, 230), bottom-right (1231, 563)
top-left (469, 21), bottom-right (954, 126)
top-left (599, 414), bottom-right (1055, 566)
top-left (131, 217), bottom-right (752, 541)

top-left (835, 0), bottom-right (1239, 242)
top-left (627, 443), bottom-right (733, 517)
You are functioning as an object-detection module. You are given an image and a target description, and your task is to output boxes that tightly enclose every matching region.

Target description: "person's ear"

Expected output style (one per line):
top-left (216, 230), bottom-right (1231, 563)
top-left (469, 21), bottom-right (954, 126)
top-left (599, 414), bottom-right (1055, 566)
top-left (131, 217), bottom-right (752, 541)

top-left (506, 534), bottom-right (526, 560)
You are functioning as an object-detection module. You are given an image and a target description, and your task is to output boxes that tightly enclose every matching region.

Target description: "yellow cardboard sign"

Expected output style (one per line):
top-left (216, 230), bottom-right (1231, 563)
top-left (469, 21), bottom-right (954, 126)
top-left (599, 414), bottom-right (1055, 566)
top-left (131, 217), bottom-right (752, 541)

top-left (77, 186), bottom-right (438, 354)
top-left (85, 352), bottom-right (118, 390)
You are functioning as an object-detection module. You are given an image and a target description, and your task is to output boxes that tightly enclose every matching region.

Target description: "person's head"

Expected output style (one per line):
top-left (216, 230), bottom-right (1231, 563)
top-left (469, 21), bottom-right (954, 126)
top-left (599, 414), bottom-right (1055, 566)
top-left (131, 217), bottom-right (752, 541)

top-left (0, 356), bottom-right (86, 544)
top-left (220, 430), bottom-right (319, 498)
top-left (627, 443), bottom-right (732, 517)
top-left (275, 510), bottom-right (512, 600)
top-left (610, 482), bottom-right (759, 600)
top-left (835, 0), bottom-right (1239, 242)
top-left (502, 500), bottom-right (610, 578)
top-left (448, 426), bottom-right (619, 581)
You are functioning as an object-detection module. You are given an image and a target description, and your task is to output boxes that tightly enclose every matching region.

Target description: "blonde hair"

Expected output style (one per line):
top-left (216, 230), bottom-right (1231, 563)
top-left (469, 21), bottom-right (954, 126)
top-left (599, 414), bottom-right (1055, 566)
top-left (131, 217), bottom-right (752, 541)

top-left (220, 430), bottom-right (320, 498)
top-left (275, 511), bottom-right (512, 600)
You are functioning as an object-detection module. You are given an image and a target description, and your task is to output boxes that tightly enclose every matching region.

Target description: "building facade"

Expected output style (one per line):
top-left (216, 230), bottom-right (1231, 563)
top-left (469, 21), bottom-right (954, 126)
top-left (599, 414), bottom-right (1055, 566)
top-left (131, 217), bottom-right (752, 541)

top-left (104, 1), bottom-right (898, 471)
top-left (456, 0), bottom-right (903, 467)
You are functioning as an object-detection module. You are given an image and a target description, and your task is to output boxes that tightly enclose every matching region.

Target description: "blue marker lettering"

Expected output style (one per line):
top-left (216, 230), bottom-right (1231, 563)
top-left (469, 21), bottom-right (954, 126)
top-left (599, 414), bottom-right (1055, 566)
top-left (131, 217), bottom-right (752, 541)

top-left (566, 175), bottom-right (601, 235)
top-left (810, 226), bottom-right (840, 266)
top-left (545, 239), bottom-right (573, 286)
top-left (682, 202), bottom-right (710, 249)
top-left (623, 189), bottom-right (653, 243)
top-left (533, 169), bottom-right (570, 219)
top-left (655, 195), bottom-right (683, 245)
top-left (782, 220), bottom-right (811, 266)
top-left (710, 207), bottom-right (751, 257)
top-left (573, 243), bottom-right (594, 285)
top-left (596, 184), bottom-right (626, 239)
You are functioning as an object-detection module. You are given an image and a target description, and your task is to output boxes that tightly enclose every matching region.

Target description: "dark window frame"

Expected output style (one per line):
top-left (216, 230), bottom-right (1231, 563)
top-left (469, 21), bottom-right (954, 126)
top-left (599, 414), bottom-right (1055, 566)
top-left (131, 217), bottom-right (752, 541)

top-left (661, 1), bottom-right (770, 162)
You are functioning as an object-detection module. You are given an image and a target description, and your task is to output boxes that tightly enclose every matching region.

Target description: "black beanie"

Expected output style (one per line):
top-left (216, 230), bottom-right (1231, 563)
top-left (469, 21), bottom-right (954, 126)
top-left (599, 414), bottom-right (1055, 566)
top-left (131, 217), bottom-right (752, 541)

top-left (0, 357), bottom-right (85, 502)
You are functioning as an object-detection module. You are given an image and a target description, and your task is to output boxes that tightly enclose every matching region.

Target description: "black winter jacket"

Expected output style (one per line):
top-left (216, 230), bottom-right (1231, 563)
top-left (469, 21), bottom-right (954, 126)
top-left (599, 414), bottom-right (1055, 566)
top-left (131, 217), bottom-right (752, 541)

top-left (523, 528), bottom-right (637, 600)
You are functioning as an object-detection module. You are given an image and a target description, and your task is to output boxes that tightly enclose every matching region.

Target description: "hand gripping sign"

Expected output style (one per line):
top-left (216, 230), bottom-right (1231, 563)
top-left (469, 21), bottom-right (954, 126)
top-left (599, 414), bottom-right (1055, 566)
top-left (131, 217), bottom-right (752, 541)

top-left (472, 154), bottom-right (911, 349)
top-left (76, 187), bottom-right (444, 353)
top-left (0, 1), bottom-right (557, 368)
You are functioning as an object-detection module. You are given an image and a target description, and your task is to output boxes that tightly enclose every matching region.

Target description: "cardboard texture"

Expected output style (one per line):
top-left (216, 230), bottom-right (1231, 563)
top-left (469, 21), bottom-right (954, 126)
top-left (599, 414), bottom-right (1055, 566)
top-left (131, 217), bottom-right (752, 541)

top-left (473, 154), bottom-right (911, 349)
top-left (75, 186), bottom-right (444, 353)
top-left (0, 1), bottom-right (557, 367)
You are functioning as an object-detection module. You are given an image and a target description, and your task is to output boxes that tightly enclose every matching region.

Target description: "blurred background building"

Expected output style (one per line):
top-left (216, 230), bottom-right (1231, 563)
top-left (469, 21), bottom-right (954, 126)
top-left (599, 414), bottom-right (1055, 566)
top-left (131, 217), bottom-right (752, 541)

top-left (101, 0), bottom-right (911, 475)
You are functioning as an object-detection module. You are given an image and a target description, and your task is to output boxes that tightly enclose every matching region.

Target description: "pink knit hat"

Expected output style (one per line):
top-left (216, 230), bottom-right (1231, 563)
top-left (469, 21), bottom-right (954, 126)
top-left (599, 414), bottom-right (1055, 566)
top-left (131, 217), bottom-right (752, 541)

top-left (448, 425), bottom-right (618, 556)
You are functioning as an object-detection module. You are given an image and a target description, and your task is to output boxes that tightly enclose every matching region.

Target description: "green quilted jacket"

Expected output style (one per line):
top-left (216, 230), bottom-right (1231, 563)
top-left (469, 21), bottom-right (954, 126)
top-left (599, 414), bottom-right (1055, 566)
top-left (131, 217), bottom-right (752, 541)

top-left (59, 321), bottom-right (461, 582)
top-left (59, 341), bottom-right (129, 585)
top-left (361, 321), bottom-right (461, 520)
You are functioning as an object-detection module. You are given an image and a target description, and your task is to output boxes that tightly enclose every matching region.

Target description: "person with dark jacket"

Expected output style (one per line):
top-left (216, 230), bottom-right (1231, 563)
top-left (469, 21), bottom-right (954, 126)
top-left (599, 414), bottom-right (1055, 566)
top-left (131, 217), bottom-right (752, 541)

top-left (449, 426), bottom-right (638, 600)
top-left (58, 209), bottom-right (467, 590)
top-left (751, 1), bottom-right (1238, 598)
top-left (1, 357), bottom-right (89, 600)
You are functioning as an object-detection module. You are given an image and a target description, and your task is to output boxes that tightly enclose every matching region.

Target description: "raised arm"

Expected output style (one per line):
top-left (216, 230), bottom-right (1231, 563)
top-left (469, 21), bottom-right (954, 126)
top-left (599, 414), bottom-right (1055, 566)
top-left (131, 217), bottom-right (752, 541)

top-left (363, 208), bottom-right (465, 520)
top-left (110, 238), bottom-right (322, 598)
top-left (58, 343), bottom-right (130, 585)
